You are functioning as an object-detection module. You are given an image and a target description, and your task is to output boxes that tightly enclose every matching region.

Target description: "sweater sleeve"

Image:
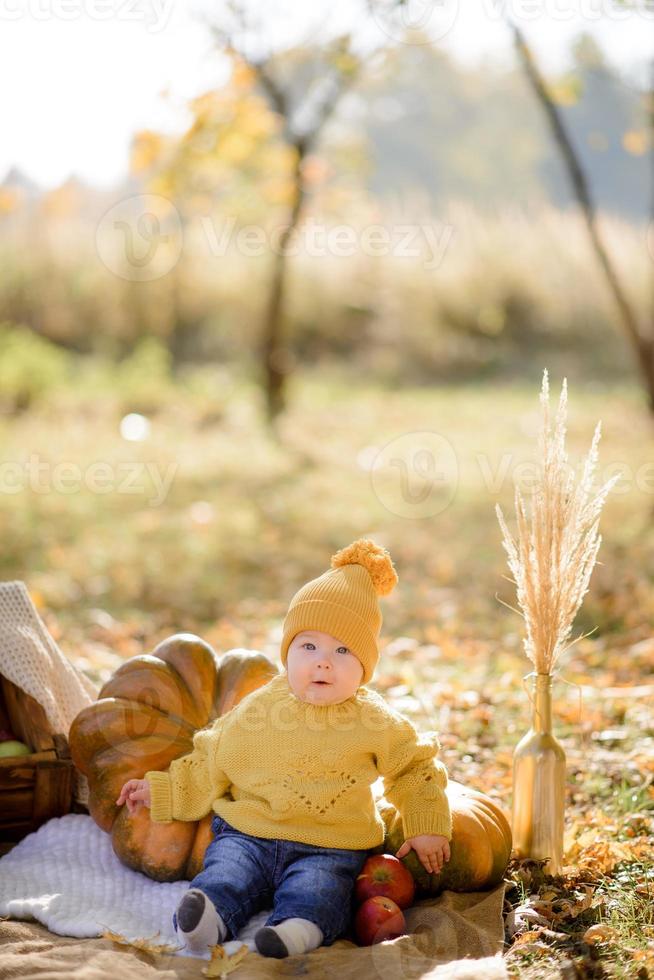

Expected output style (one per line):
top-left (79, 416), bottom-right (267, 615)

top-left (376, 709), bottom-right (452, 841)
top-left (145, 717), bottom-right (231, 824)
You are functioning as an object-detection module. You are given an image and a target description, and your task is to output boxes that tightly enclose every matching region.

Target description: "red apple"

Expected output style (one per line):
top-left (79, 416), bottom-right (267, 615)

top-left (354, 895), bottom-right (406, 946)
top-left (355, 853), bottom-right (415, 909)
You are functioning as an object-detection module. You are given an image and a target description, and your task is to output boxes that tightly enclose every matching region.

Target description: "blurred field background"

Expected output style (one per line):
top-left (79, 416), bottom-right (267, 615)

top-left (1, 5), bottom-right (653, 976)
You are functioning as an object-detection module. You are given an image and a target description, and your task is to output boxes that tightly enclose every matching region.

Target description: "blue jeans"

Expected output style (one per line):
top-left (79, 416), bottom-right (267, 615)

top-left (173, 814), bottom-right (370, 946)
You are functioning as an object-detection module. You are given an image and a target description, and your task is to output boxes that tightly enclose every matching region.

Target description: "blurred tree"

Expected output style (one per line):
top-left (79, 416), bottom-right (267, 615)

top-left (538, 34), bottom-right (649, 218)
top-left (358, 39), bottom-right (548, 209)
top-left (131, 62), bottom-right (284, 370)
top-left (131, 4), bottom-right (372, 433)
top-left (206, 5), bottom-right (370, 430)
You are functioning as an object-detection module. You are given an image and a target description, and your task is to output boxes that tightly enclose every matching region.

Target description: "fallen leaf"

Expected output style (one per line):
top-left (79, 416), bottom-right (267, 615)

top-left (583, 924), bottom-right (619, 945)
top-left (506, 902), bottom-right (552, 937)
top-left (100, 926), bottom-right (181, 955)
top-left (202, 942), bottom-right (249, 977)
top-left (513, 930), bottom-right (544, 945)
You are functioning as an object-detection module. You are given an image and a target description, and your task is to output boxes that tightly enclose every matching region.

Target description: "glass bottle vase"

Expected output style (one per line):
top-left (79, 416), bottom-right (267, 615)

top-left (512, 672), bottom-right (566, 874)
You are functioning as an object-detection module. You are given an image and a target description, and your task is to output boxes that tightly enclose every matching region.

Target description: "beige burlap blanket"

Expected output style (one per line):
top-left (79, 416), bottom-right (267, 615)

top-left (0, 580), bottom-right (509, 978)
top-left (0, 883), bottom-right (508, 978)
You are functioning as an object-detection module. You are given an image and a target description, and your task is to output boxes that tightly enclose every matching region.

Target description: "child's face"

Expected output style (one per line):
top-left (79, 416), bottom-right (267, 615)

top-left (286, 630), bottom-right (364, 704)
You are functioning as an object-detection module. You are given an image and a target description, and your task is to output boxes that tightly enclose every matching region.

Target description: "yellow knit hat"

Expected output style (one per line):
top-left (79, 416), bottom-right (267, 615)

top-left (280, 538), bottom-right (399, 685)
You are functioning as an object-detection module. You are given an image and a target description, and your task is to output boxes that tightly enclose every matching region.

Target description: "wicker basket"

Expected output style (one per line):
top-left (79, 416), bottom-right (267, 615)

top-left (0, 673), bottom-right (88, 846)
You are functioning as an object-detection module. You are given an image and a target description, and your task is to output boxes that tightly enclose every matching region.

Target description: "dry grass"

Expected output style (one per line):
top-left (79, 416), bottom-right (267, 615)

top-left (0, 198), bottom-right (646, 382)
top-left (496, 370), bottom-right (621, 674)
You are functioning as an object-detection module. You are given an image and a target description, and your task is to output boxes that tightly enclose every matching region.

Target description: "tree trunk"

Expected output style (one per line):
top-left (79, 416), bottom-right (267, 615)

top-left (260, 144), bottom-right (307, 428)
top-left (511, 22), bottom-right (654, 414)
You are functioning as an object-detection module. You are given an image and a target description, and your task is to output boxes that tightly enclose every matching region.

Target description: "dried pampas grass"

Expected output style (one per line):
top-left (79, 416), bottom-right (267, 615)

top-left (495, 369), bottom-right (619, 674)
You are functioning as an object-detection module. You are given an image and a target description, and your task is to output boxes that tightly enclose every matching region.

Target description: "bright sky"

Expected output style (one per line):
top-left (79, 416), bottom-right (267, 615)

top-left (0, 0), bottom-right (651, 190)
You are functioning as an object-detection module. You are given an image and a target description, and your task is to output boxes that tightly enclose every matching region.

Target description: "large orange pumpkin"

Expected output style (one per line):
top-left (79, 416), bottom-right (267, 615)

top-left (70, 633), bottom-right (512, 892)
top-left (69, 633), bottom-right (279, 881)
top-left (370, 780), bottom-right (512, 895)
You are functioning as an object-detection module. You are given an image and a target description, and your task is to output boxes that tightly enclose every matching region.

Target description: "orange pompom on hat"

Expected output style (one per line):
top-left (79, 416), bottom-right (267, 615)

top-left (280, 538), bottom-right (399, 685)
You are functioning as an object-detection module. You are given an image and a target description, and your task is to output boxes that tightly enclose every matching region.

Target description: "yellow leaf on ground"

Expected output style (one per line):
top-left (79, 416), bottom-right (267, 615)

top-left (202, 942), bottom-right (250, 978)
top-left (100, 927), bottom-right (181, 955)
top-left (513, 930), bottom-right (543, 945)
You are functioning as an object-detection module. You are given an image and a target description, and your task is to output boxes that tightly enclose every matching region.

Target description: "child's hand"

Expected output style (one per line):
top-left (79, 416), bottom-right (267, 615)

top-left (395, 833), bottom-right (450, 874)
top-left (116, 778), bottom-right (151, 816)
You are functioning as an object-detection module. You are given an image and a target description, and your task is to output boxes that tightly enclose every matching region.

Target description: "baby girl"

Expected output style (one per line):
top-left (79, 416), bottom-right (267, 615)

top-left (116, 538), bottom-right (452, 958)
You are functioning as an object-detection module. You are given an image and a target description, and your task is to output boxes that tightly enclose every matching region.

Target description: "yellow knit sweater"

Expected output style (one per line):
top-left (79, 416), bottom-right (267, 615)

top-left (145, 671), bottom-right (452, 849)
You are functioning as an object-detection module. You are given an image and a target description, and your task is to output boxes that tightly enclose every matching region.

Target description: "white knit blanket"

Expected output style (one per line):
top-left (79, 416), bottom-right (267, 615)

top-left (0, 581), bottom-right (99, 734)
top-left (0, 580), bottom-right (100, 808)
top-left (0, 813), bottom-right (271, 960)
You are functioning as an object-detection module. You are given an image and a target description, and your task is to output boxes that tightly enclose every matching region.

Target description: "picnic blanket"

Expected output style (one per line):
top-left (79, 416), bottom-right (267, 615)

top-left (0, 813), bottom-right (508, 978)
